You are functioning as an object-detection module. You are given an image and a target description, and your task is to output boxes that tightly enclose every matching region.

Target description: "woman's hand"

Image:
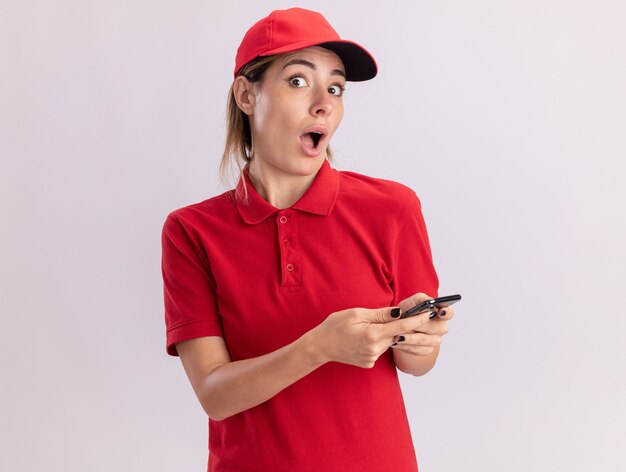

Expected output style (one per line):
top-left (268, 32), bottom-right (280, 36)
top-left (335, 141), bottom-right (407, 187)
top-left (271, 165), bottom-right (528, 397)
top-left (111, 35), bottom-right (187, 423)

top-left (390, 292), bottom-right (454, 356)
top-left (389, 292), bottom-right (455, 376)
top-left (308, 305), bottom-right (438, 369)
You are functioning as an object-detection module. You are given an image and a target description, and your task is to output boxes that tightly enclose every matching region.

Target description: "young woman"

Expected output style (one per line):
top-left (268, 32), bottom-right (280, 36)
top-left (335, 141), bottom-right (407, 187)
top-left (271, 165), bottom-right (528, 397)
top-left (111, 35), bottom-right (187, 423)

top-left (162, 8), bottom-right (455, 471)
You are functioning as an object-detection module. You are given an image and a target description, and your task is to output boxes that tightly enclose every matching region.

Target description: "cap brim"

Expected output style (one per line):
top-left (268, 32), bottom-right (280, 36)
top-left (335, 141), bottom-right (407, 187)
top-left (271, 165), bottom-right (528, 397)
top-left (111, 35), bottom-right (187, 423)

top-left (318, 41), bottom-right (378, 82)
top-left (260, 39), bottom-right (377, 82)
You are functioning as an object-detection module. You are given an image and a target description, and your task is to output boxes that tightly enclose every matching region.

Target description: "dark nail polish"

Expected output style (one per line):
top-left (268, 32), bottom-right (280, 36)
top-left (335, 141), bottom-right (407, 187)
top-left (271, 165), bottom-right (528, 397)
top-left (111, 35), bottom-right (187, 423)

top-left (429, 311), bottom-right (438, 319)
top-left (398, 335), bottom-right (405, 342)
top-left (439, 310), bottom-right (447, 318)
top-left (390, 308), bottom-right (401, 318)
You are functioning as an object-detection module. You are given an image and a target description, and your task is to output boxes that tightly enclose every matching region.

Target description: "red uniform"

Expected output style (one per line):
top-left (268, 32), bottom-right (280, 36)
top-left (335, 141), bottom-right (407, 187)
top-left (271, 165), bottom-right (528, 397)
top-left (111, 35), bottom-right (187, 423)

top-left (162, 159), bottom-right (439, 471)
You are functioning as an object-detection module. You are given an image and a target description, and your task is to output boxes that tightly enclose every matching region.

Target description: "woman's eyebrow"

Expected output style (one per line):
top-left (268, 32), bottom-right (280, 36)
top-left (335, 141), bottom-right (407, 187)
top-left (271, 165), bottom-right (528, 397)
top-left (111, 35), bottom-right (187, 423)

top-left (282, 58), bottom-right (346, 78)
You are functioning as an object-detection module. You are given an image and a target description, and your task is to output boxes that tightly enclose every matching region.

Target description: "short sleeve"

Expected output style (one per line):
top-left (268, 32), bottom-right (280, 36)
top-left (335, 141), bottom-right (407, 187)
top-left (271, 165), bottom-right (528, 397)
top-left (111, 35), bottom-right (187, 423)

top-left (390, 194), bottom-right (439, 305)
top-left (161, 213), bottom-right (223, 356)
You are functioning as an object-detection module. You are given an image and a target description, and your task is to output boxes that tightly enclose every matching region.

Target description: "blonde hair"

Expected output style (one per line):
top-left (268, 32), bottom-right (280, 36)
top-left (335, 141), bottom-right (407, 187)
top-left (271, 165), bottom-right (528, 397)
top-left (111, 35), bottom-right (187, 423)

top-left (220, 55), bottom-right (334, 197)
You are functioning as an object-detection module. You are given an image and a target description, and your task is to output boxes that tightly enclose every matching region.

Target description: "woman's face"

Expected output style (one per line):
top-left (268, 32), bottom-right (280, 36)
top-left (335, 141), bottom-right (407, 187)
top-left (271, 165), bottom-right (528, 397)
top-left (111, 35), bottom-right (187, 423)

top-left (245, 46), bottom-right (346, 178)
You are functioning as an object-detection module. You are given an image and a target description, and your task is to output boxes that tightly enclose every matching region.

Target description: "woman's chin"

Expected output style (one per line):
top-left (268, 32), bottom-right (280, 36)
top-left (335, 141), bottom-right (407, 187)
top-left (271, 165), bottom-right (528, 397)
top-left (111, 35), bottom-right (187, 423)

top-left (292, 154), bottom-right (327, 174)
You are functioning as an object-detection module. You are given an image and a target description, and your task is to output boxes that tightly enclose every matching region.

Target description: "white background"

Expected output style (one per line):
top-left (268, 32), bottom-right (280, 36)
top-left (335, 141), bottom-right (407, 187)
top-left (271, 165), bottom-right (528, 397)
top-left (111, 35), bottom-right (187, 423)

top-left (2, 1), bottom-right (625, 470)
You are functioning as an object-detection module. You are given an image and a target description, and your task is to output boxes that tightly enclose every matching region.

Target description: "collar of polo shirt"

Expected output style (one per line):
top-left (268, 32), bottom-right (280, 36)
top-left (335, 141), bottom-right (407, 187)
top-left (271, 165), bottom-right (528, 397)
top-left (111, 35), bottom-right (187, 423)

top-left (235, 159), bottom-right (341, 224)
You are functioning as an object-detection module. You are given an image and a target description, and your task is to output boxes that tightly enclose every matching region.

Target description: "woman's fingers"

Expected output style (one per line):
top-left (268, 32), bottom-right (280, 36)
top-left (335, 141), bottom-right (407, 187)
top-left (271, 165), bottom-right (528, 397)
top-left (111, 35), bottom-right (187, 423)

top-left (394, 332), bottom-right (442, 347)
top-left (390, 332), bottom-right (442, 355)
top-left (380, 310), bottom-right (433, 338)
top-left (411, 319), bottom-right (448, 335)
top-left (436, 305), bottom-right (455, 320)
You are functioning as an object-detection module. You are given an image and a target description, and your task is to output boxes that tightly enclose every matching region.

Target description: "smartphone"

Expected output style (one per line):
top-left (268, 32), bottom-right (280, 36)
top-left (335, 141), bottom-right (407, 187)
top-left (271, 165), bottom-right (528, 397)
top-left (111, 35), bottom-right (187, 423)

top-left (400, 294), bottom-right (462, 319)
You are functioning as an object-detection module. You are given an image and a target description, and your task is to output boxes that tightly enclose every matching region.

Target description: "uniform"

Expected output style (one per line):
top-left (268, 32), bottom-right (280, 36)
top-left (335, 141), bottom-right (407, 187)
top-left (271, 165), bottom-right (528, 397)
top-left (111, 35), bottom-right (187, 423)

top-left (162, 159), bottom-right (439, 471)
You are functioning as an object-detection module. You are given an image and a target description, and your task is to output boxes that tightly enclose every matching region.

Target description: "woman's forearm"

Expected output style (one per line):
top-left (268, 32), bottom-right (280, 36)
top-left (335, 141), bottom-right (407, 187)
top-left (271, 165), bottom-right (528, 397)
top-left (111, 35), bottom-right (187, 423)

top-left (197, 331), bottom-right (325, 421)
top-left (183, 304), bottom-right (432, 420)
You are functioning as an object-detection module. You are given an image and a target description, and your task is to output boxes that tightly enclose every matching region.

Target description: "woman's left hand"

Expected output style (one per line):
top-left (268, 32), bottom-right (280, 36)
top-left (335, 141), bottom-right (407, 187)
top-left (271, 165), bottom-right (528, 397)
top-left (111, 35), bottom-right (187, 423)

top-left (390, 292), bottom-right (454, 356)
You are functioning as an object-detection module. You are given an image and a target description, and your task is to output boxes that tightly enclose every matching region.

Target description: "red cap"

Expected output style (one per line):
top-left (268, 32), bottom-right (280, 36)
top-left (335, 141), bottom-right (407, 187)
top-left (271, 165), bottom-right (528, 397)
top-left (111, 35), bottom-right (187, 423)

top-left (234, 8), bottom-right (377, 81)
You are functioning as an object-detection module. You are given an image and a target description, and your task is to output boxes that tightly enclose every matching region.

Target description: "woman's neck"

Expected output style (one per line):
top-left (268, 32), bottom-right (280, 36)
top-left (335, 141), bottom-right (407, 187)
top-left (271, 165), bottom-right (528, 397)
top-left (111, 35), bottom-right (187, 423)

top-left (247, 160), bottom-right (318, 209)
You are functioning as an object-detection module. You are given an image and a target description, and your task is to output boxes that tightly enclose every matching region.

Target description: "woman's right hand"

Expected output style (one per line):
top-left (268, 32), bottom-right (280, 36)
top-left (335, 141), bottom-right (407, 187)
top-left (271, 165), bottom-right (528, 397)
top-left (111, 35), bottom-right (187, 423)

top-left (308, 306), bottom-right (436, 368)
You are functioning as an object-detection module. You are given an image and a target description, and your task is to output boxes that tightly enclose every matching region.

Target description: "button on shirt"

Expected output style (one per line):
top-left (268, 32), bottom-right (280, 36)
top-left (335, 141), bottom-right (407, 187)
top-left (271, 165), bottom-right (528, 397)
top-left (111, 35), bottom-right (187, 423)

top-left (161, 159), bottom-right (439, 472)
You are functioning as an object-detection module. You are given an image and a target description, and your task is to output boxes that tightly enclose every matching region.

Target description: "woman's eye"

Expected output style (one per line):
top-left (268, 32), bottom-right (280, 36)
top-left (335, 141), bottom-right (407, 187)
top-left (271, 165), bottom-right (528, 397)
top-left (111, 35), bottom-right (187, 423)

top-left (328, 84), bottom-right (345, 97)
top-left (289, 76), bottom-right (308, 88)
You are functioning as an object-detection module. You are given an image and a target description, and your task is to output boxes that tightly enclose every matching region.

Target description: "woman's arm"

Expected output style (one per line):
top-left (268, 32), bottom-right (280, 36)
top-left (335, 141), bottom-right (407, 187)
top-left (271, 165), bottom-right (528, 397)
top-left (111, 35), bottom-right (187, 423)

top-left (177, 305), bottom-right (436, 421)
top-left (177, 333), bottom-right (322, 421)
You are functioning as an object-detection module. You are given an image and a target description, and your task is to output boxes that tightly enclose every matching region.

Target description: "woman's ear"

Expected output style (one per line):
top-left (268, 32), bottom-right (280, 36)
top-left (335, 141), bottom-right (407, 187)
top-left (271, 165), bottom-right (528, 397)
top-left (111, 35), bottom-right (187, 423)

top-left (233, 76), bottom-right (256, 116)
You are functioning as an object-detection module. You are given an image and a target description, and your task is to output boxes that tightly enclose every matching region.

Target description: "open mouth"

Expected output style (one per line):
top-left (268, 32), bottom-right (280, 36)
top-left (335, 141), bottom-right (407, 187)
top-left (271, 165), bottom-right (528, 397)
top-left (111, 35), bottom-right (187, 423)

top-left (303, 131), bottom-right (324, 149)
top-left (311, 132), bottom-right (323, 148)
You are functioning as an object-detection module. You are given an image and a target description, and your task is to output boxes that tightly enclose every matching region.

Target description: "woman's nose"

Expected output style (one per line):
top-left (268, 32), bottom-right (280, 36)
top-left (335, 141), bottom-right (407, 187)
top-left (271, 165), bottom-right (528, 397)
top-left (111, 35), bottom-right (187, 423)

top-left (310, 87), bottom-right (333, 116)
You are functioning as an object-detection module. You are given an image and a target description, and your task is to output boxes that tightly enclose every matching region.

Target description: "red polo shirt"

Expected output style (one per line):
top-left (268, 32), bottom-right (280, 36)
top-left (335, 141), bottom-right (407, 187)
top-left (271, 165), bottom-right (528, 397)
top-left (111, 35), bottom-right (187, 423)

top-left (162, 159), bottom-right (439, 471)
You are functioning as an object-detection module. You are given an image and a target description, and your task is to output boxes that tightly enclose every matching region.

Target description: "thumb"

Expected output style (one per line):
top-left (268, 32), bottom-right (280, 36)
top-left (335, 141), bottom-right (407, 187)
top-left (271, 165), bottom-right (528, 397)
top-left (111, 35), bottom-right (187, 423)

top-left (364, 306), bottom-right (401, 324)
